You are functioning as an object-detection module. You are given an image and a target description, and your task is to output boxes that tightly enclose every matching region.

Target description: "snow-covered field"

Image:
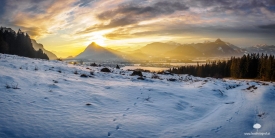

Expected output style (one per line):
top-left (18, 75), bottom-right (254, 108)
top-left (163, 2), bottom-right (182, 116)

top-left (0, 54), bottom-right (274, 138)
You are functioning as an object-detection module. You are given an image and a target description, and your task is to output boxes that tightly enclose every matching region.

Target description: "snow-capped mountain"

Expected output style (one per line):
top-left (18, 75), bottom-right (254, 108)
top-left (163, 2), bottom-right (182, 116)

top-left (245, 44), bottom-right (275, 55)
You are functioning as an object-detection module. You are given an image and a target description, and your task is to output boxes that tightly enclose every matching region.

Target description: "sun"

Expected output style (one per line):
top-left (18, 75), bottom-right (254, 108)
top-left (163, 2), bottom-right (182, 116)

top-left (83, 34), bottom-right (106, 47)
top-left (93, 35), bottom-right (106, 46)
top-left (90, 34), bottom-right (106, 46)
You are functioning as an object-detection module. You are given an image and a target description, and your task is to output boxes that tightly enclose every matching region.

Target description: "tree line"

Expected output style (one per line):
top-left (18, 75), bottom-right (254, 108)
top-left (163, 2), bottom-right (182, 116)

top-left (169, 53), bottom-right (275, 81)
top-left (0, 27), bottom-right (49, 59)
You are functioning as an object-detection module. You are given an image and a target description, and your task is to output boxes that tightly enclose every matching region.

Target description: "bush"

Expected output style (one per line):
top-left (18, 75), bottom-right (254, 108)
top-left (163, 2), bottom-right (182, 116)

top-left (101, 68), bottom-right (111, 72)
top-left (137, 77), bottom-right (145, 80)
top-left (5, 83), bottom-right (11, 89)
top-left (167, 78), bottom-right (177, 82)
top-left (5, 82), bottom-right (20, 89)
top-left (80, 74), bottom-right (88, 77)
top-left (151, 74), bottom-right (160, 79)
top-left (90, 63), bottom-right (97, 66)
top-left (90, 71), bottom-right (94, 75)
top-left (116, 65), bottom-right (120, 69)
top-left (131, 71), bottom-right (143, 76)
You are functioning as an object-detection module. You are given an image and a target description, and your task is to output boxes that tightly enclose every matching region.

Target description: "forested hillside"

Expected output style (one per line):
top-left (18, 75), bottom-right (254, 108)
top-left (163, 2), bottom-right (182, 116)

top-left (170, 54), bottom-right (275, 81)
top-left (0, 27), bottom-right (48, 59)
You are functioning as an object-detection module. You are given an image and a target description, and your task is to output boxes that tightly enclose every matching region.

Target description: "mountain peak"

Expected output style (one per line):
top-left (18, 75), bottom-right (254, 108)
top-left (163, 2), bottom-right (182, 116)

top-left (215, 38), bottom-right (223, 43)
top-left (85, 42), bottom-right (103, 51)
top-left (74, 42), bottom-right (123, 61)
top-left (88, 42), bottom-right (100, 47)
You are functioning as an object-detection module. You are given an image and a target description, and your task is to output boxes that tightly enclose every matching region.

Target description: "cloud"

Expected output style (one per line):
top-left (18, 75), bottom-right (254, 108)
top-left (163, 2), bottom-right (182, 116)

top-left (74, 0), bottom-right (96, 7)
top-left (97, 1), bottom-right (189, 20)
top-left (0, 0), bottom-right (77, 38)
top-left (1, 0), bottom-right (275, 50)
top-left (190, 0), bottom-right (275, 12)
top-left (21, 26), bottom-right (52, 37)
top-left (0, 0), bottom-right (6, 17)
top-left (77, 1), bottom-right (189, 34)
top-left (77, 0), bottom-right (275, 36)
top-left (258, 24), bottom-right (275, 30)
top-left (103, 18), bottom-right (275, 41)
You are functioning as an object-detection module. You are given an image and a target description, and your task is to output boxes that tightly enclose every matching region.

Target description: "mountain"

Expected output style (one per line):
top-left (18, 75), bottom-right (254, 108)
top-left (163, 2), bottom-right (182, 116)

top-left (191, 39), bottom-right (244, 57)
top-left (0, 27), bottom-right (49, 60)
top-left (106, 45), bottom-right (145, 53)
top-left (74, 42), bottom-right (125, 62)
top-left (130, 39), bottom-right (244, 60)
top-left (31, 39), bottom-right (57, 60)
top-left (137, 42), bottom-right (179, 56)
top-left (165, 45), bottom-right (204, 58)
top-left (124, 51), bottom-right (149, 60)
top-left (245, 44), bottom-right (275, 55)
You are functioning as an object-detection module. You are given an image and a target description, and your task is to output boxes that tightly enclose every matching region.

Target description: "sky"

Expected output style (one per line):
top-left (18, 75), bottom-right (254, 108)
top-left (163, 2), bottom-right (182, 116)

top-left (0, 0), bottom-right (275, 58)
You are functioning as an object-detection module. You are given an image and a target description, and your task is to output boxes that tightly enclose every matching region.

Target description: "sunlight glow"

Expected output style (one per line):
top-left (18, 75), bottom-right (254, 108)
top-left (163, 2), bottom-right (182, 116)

top-left (93, 35), bottom-right (106, 46)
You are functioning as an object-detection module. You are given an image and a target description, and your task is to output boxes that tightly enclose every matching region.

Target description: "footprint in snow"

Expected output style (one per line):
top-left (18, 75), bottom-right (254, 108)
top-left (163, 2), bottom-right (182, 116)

top-left (211, 126), bottom-right (222, 133)
top-left (105, 86), bottom-right (111, 89)
top-left (226, 117), bottom-right (233, 122)
top-left (116, 125), bottom-right (120, 130)
top-left (182, 135), bottom-right (200, 138)
top-left (225, 102), bottom-right (234, 104)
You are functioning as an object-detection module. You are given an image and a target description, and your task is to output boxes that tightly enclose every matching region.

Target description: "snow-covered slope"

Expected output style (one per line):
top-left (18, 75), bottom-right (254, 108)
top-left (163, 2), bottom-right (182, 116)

top-left (0, 54), bottom-right (274, 138)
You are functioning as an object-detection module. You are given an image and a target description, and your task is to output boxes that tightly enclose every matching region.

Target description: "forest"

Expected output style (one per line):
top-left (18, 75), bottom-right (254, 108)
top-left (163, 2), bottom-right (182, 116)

top-left (0, 27), bottom-right (48, 60)
top-left (169, 53), bottom-right (275, 81)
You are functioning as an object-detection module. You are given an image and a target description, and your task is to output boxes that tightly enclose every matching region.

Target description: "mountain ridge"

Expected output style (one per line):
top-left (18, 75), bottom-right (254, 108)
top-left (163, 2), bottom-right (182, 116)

top-left (31, 39), bottom-right (58, 60)
top-left (73, 39), bottom-right (275, 61)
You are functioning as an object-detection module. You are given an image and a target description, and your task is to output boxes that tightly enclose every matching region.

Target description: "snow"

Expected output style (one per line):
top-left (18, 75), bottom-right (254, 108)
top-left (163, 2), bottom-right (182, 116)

top-left (217, 47), bottom-right (224, 53)
top-left (0, 54), bottom-right (275, 138)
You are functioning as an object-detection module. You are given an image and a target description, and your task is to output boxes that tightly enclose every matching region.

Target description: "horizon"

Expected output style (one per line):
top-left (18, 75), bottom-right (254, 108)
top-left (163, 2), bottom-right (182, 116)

top-left (0, 0), bottom-right (275, 57)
